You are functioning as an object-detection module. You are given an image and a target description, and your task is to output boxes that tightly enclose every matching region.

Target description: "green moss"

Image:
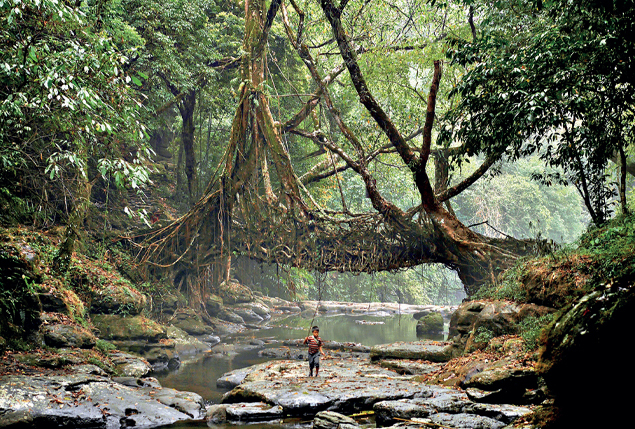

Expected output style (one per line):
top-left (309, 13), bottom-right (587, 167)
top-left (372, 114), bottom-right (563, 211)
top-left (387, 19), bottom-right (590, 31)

top-left (95, 339), bottom-right (117, 353)
top-left (473, 258), bottom-right (530, 302)
top-left (517, 313), bottom-right (554, 351)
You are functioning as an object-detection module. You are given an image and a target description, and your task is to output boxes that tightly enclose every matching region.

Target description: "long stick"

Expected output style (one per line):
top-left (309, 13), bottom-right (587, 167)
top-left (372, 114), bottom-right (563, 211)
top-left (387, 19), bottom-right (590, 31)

top-left (307, 271), bottom-right (325, 337)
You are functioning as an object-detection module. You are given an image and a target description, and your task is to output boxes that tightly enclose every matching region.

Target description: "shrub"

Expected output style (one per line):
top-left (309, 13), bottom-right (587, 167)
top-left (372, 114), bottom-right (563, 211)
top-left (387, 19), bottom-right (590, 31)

top-left (95, 339), bottom-right (117, 354)
top-left (518, 313), bottom-right (555, 351)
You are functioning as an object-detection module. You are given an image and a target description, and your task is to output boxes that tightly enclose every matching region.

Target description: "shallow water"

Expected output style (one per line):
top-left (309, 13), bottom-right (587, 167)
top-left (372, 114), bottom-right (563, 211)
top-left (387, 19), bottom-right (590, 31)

top-left (155, 312), bottom-right (447, 427)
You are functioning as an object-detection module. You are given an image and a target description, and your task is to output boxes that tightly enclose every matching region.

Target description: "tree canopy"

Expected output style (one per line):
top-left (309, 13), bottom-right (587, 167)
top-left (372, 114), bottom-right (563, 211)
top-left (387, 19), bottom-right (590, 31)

top-left (2, 0), bottom-right (632, 302)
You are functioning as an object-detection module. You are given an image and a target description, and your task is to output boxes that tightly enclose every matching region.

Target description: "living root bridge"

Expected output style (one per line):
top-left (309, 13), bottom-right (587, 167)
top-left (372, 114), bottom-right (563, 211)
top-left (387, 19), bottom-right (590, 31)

top-left (136, 188), bottom-right (444, 274)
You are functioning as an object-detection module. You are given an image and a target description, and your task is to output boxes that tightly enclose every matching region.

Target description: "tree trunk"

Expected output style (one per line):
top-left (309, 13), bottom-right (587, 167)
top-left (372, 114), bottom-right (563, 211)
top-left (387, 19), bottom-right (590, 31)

top-left (179, 90), bottom-right (198, 206)
top-left (53, 174), bottom-right (97, 274)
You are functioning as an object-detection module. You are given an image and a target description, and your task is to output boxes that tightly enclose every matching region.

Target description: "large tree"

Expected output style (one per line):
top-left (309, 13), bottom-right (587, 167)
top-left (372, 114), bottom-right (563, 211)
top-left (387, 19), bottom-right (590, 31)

top-left (140, 0), bottom-right (531, 299)
top-left (443, 0), bottom-right (635, 225)
top-left (139, 0), bottom-right (632, 300)
top-left (1, 0), bottom-right (152, 271)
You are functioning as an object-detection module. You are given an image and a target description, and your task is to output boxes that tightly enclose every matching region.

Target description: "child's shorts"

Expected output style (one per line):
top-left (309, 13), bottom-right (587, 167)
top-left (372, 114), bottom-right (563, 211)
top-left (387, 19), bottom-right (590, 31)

top-left (308, 351), bottom-right (320, 368)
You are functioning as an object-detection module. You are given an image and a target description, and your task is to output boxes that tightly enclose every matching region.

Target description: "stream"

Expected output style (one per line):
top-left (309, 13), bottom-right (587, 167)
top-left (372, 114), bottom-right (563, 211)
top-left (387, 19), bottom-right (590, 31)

top-left (154, 312), bottom-right (448, 428)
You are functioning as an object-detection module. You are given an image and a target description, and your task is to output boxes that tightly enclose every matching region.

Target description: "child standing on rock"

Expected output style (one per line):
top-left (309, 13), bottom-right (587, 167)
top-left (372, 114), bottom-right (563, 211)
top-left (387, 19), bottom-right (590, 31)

top-left (304, 326), bottom-right (325, 377)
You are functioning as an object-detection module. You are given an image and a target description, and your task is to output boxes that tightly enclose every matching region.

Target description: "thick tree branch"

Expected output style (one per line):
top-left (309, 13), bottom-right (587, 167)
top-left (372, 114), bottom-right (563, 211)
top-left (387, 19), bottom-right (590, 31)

top-left (254, 0), bottom-right (283, 59)
top-left (321, 0), bottom-right (442, 213)
top-left (154, 58), bottom-right (240, 116)
top-left (436, 153), bottom-right (501, 202)
top-left (421, 60), bottom-right (442, 167)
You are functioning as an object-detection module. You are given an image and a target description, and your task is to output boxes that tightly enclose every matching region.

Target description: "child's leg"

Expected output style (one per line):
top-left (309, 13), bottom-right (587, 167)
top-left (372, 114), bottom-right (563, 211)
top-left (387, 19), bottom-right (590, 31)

top-left (315, 364), bottom-right (319, 376)
top-left (308, 353), bottom-right (315, 376)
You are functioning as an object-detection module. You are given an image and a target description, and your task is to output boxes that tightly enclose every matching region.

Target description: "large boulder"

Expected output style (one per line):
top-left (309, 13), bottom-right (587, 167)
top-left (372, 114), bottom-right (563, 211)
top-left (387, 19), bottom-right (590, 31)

top-left (37, 292), bottom-right (70, 314)
top-left (153, 293), bottom-right (183, 317)
top-left (373, 387), bottom-right (532, 428)
top-left (166, 325), bottom-right (213, 356)
top-left (415, 312), bottom-right (444, 335)
top-left (232, 306), bottom-right (265, 323)
top-left (313, 411), bottom-right (359, 429)
top-left (536, 286), bottom-right (635, 427)
top-left (205, 294), bottom-right (223, 317)
top-left (218, 281), bottom-right (254, 304)
top-left (91, 314), bottom-right (166, 342)
top-left (206, 402), bottom-right (283, 423)
top-left (41, 323), bottom-right (96, 349)
top-left (370, 341), bottom-right (461, 363)
top-left (89, 283), bottom-right (147, 316)
top-left (108, 351), bottom-right (153, 377)
top-left (461, 363), bottom-right (540, 405)
top-left (170, 309), bottom-right (214, 336)
top-left (449, 300), bottom-right (555, 352)
top-left (217, 308), bottom-right (246, 324)
top-left (0, 372), bottom-right (204, 428)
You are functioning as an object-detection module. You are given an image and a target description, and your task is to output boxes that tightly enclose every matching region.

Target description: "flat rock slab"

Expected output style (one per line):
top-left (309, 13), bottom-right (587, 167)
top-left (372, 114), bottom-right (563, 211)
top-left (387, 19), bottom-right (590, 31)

top-left (222, 358), bottom-right (429, 416)
top-left (370, 341), bottom-right (460, 362)
top-left (297, 301), bottom-right (456, 317)
top-left (283, 339), bottom-right (371, 353)
top-left (374, 388), bottom-right (532, 428)
top-left (219, 357), bottom-right (532, 427)
top-left (379, 359), bottom-right (442, 375)
top-left (0, 373), bottom-right (205, 428)
top-left (207, 402), bottom-right (284, 423)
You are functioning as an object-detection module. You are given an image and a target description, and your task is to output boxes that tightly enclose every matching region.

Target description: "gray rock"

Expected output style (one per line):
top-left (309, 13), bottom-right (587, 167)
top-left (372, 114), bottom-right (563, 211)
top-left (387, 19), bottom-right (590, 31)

top-left (41, 323), bottom-right (97, 349)
top-left (313, 411), bottom-right (360, 429)
top-left (206, 402), bottom-right (283, 423)
top-left (89, 283), bottom-right (147, 316)
top-left (373, 386), bottom-right (532, 428)
top-left (74, 364), bottom-right (108, 376)
top-left (108, 351), bottom-right (152, 378)
top-left (222, 358), bottom-right (428, 416)
top-left (219, 281), bottom-right (254, 304)
top-left (206, 404), bottom-right (228, 424)
top-left (225, 402), bottom-right (283, 421)
top-left (217, 368), bottom-right (252, 389)
top-left (449, 300), bottom-right (555, 352)
top-left (205, 294), bottom-right (224, 317)
top-left (149, 387), bottom-right (205, 419)
top-left (167, 325), bottom-right (212, 356)
top-left (232, 307), bottom-right (264, 323)
top-left (415, 312), bottom-right (444, 335)
top-left (208, 317), bottom-right (247, 335)
top-left (217, 308), bottom-right (246, 324)
top-left (91, 314), bottom-right (167, 342)
top-left (379, 359), bottom-right (441, 375)
top-left (370, 341), bottom-right (461, 362)
top-left (112, 377), bottom-right (162, 389)
top-left (171, 309), bottom-right (214, 336)
top-left (428, 412), bottom-right (506, 429)
top-left (0, 372), bottom-right (204, 428)
top-left (37, 293), bottom-right (69, 314)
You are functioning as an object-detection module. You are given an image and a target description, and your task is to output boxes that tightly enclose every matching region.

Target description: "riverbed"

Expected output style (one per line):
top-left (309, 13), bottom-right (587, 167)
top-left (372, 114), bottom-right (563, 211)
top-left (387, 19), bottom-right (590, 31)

top-left (155, 312), bottom-right (448, 425)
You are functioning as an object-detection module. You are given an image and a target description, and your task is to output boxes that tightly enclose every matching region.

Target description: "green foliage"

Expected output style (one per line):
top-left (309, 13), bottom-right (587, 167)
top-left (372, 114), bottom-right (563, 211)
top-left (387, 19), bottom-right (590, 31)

top-left (94, 339), bottom-right (117, 354)
top-left (443, 0), bottom-right (635, 226)
top-left (1, 0), bottom-right (152, 223)
top-left (518, 313), bottom-right (554, 351)
top-left (453, 156), bottom-right (587, 243)
top-left (0, 240), bottom-right (41, 341)
top-left (577, 213), bottom-right (635, 288)
top-left (473, 259), bottom-right (529, 302)
top-left (474, 326), bottom-right (494, 344)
